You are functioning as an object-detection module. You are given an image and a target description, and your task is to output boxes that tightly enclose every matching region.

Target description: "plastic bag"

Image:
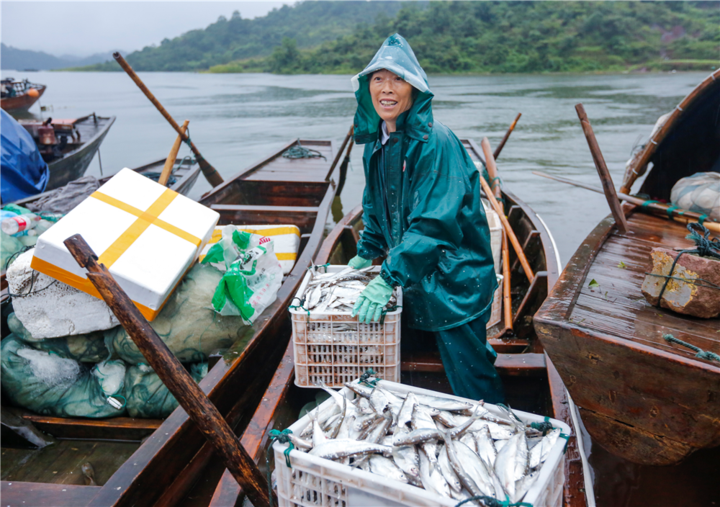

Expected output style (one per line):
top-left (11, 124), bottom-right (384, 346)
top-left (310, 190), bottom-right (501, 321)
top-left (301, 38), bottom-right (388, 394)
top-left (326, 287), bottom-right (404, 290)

top-left (26, 175), bottom-right (100, 214)
top-left (105, 263), bottom-right (251, 365)
top-left (8, 312), bottom-right (108, 363)
top-left (201, 228), bottom-right (283, 323)
top-left (1, 335), bottom-right (126, 418)
top-left (124, 362), bottom-right (208, 418)
top-left (671, 172), bottom-right (720, 221)
top-left (1, 232), bottom-right (25, 271)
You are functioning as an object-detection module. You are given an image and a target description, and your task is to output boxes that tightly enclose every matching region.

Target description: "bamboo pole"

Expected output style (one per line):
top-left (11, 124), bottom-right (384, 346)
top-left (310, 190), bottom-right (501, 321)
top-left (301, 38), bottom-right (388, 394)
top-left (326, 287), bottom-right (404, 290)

top-left (481, 137), bottom-right (503, 201)
top-left (501, 231), bottom-right (512, 332)
top-left (478, 175), bottom-right (534, 283)
top-left (159, 120), bottom-right (189, 187)
top-left (575, 103), bottom-right (629, 235)
top-left (493, 113), bottom-right (521, 160)
top-left (533, 170), bottom-right (720, 234)
top-left (63, 234), bottom-right (273, 507)
top-left (113, 53), bottom-right (224, 187)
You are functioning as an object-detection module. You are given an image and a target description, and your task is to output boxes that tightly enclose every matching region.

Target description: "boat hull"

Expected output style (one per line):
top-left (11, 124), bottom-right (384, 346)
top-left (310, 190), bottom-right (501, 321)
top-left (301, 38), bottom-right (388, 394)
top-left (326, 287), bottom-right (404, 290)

top-left (0, 85), bottom-right (46, 112)
top-left (535, 213), bottom-right (720, 466)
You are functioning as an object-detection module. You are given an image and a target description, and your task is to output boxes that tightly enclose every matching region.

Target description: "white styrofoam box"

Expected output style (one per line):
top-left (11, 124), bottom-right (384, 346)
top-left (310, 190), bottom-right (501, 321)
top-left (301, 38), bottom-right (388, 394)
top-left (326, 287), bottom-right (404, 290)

top-left (199, 224), bottom-right (300, 274)
top-left (290, 266), bottom-right (402, 388)
top-left (487, 273), bottom-right (504, 330)
top-left (7, 249), bottom-right (119, 338)
top-left (483, 199), bottom-right (503, 275)
top-left (274, 381), bottom-right (570, 507)
top-left (31, 168), bottom-right (219, 321)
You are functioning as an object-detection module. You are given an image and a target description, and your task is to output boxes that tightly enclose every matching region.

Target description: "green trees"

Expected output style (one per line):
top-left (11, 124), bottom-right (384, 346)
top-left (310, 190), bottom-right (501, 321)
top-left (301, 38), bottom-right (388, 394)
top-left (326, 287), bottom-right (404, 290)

top-left (76, 1), bottom-right (719, 74)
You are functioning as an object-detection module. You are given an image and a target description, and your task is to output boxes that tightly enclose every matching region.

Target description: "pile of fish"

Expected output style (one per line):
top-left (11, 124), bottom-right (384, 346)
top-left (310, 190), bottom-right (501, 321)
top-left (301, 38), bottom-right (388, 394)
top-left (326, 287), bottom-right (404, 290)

top-left (298, 266), bottom-right (398, 314)
top-left (283, 379), bottom-right (563, 505)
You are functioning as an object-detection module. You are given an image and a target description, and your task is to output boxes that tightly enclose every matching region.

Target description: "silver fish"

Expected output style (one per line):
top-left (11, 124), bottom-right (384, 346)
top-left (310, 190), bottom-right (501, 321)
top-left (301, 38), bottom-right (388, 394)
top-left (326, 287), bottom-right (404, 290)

top-left (309, 439), bottom-right (392, 460)
top-left (369, 388), bottom-right (390, 414)
top-left (437, 444), bottom-right (463, 493)
top-left (397, 392), bottom-right (417, 429)
top-left (460, 433), bottom-right (477, 453)
top-left (475, 426), bottom-right (498, 470)
top-left (434, 410), bottom-right (458, 428)
top-left (391, 439), bottom-right (421, 482)
top-left (368, 455), bottom-right (408, 484)
top-left (494, 432), bottom-right (528, 499)
top-left (311, 415), bottom-right (329, 448)
top-left (455, 439), bottom-right (504, 499)
top-left (418, 447), bottom-right (451, 498)
top-left (288, 434), bottom-right (313, 451)
top-left (414, 394), bottom-right (474, 412)
top-left (344, 381), bottom-right (374, 398)
top-left (513, 470), bottom-right (539, 503)
top-left (444, 433), bottom-right (486, 498)
top-left (529, 428), bottom-right (561, 469)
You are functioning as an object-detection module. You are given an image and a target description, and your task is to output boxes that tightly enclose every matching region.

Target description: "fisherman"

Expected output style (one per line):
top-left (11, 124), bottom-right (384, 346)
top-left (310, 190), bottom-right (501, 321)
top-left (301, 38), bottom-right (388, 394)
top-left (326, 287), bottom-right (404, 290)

top-left (348, 34), bottom-right (504, 403)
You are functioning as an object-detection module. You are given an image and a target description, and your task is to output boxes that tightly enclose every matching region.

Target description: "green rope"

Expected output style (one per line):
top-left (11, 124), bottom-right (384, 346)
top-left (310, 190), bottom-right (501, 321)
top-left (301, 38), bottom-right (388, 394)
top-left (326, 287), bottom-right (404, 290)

top-left (698, 214), bottom-right (708, 225)
top-left (283, 141), bottom-right (326, 161)
top-left (379, 305), bottom-right (401, 325)
top-left (359, 368), bottom-right (380, 387)
top-left (455, 495), bottom-right (532, 507)
top-left (640, 200), bottom-right (659, 208)
top-left (663, 334), bottom-right (720, 363)
top-left (530, 416), bottom-right (554, 435)
top-left (665, 204), bottom-right (679, 217)
top-left (560, 432), bottom-right (570, 454)
top-left (267, 429), bottom-right (294, 507)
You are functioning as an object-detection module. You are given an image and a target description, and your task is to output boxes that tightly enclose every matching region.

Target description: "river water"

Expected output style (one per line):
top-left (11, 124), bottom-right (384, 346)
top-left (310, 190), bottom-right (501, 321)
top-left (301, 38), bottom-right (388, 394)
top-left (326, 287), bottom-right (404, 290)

top-left (3, 69), bottom-right (717, 505)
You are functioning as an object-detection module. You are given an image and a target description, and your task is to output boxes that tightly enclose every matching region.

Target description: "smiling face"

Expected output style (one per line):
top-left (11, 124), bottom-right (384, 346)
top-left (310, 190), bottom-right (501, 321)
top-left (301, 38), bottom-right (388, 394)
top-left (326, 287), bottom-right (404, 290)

top-left (369, 69), bottom-right (414, 133)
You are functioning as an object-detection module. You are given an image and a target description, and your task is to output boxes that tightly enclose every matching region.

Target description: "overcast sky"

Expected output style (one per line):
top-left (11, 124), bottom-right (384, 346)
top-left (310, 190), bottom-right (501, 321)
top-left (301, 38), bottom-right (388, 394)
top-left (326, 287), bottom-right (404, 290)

top-left (2, 1), bottom-right (292, 57)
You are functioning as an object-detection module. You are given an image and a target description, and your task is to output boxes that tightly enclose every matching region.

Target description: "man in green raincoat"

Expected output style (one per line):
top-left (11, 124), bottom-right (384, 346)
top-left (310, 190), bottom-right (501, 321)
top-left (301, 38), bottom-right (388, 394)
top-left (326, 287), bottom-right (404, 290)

top-left (349, 34), bottom-right (504, 403)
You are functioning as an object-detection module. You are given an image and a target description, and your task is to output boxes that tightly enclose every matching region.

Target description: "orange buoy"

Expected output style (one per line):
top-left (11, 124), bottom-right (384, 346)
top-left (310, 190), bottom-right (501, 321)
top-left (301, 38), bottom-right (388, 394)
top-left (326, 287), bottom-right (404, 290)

top-left (27, 88), bottom-right (39, 98)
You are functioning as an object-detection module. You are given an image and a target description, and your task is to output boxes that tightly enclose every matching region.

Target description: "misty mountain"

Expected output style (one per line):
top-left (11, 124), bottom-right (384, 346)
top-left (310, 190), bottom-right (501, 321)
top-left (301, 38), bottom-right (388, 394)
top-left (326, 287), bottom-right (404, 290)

top-left (1, 44), bottom-right (121, 70)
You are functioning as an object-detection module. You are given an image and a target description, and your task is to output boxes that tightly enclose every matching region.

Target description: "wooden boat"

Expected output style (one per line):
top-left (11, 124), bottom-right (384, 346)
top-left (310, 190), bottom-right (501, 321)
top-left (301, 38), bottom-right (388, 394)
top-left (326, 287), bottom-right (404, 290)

top-left (196, 139), bottom-right (591, 507)
top-left (0, 138), bottom-right (347, 506)
top-left (534, 69), bottom-right (720, 466)
top-left (18, 114), bottom-right (116, 191)
top-left (0, 79), bottom-right (46, 112)
top-left (0, 156), bottom-right (201, 300)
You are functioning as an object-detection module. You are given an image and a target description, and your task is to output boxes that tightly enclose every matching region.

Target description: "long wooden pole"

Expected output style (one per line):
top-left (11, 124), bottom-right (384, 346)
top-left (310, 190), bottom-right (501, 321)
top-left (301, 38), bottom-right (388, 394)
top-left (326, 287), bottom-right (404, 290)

top-left (493, 113), bottom-right (521, 160)
top-left (324, 126), bottom-right (354, 182)
top-left (501, 231), bottom-right (513, 332)
top-left (575, 103), bottom-right (629, 235)
top-left (478, 175), bottom-right (534, 283)
top-left (533, 170), bottom-right (720, 234)
top-left (481, 137), bottom-right (503, 201)
top-left (159, 120), bottom-right (189, 186)
top-left (336, 136), bottom-right (354, 195)
top-left (63, 234), bottom-right (274, 507)
top-left (113, 52), bottom-right (224, 187)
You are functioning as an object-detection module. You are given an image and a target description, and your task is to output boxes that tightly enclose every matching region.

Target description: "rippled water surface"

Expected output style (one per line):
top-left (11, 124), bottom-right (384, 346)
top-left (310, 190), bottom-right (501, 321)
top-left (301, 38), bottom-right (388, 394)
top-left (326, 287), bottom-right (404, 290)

top-left (3, 69), bottom-right (717, 505)
top-left (3, 70), bottom-right (709, 263)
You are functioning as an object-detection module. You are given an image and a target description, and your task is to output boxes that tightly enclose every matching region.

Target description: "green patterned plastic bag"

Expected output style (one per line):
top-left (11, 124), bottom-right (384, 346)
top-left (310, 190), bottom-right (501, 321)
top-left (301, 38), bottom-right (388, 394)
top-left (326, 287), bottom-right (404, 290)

top-left (124, 362), bottom-right (208, 418)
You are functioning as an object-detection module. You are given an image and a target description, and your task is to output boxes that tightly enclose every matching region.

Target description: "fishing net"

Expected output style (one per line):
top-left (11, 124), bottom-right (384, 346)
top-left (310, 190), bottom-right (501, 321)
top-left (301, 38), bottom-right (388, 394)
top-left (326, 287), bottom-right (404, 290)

top-left (1, 232), bottom-right (24, 270)
top-left (124, 362), bottom-right (208, 418)
top-left (105, 262), bottom-right (251, 365)
top-left (7, 312), bottom-right (108, 363)
top-left (1, 335), bottom-right (126, 418)
top-left (26, 176), bottom-right (100, 214)
top-left (671, 172), bottom-right (720, 221)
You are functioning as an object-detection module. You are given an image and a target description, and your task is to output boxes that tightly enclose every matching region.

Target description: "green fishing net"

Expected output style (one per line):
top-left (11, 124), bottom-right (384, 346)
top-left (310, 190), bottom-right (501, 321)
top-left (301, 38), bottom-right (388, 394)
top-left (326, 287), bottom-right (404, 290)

top-left (124, 362), bottom-right (208, 418)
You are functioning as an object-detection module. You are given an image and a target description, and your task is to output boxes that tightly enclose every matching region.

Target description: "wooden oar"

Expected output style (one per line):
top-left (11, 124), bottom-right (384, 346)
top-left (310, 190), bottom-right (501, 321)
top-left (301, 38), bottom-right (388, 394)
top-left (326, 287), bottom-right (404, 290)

top-left (575, 104), bottom-right (629, 235)
top-left (481, 137), bottom-right (503, 200)
top-left (336, 135), bottom-right (354, 195)
top-left (113, 52), bottom-right (224, 187)
top-left (493, 113), bottom-right (522, 160)
top-left (477, 150), bottom-right (535, 284)
top-left (159, 120), bottom-right (189, 187)
top-left (533, 170), bottom-right (720, 234)
top-left (63, 234), bottom-right (274, 507)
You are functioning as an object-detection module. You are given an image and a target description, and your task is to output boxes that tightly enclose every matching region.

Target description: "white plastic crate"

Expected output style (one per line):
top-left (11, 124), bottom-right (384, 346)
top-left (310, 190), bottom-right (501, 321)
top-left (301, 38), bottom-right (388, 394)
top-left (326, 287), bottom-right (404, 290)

top-left (290, 266), bottom-right (402, 388)
top-left (273, 381), bottom-right (570, 507)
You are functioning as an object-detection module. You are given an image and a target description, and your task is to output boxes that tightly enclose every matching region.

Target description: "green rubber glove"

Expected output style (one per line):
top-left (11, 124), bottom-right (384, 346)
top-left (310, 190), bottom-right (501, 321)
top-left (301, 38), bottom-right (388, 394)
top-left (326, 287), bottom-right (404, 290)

top-left (348, 255), bottom-right (372, 270)
top-left (352, 276), bottom-right (394, 323)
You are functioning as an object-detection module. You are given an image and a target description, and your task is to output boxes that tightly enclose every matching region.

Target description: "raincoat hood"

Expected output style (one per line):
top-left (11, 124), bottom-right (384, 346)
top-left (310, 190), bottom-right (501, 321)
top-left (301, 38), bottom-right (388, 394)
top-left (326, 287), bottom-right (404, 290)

top-left (352, 34), bottom-right (433, 145)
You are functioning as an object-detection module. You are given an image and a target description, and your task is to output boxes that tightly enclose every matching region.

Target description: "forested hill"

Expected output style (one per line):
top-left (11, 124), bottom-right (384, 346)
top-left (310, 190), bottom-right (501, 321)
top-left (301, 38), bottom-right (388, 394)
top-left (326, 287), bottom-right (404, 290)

top-left (78, 1), bottom-right (719, 74)
top-left (79, 2), bottom-right (405, 72)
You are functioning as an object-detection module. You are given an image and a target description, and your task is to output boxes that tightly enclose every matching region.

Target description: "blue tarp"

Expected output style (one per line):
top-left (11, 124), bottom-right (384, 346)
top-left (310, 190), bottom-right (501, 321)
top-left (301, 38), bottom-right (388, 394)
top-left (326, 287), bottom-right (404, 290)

top-left (1, 110), bottom-right (49, 203)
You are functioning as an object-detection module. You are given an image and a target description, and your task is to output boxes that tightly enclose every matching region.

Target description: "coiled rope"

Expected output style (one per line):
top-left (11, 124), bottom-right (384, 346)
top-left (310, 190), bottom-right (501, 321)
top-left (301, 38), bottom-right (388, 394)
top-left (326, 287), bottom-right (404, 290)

top-left (663, 334), bottom-right (720, 363)
top-left (283, 140), bottom-right (326, 161)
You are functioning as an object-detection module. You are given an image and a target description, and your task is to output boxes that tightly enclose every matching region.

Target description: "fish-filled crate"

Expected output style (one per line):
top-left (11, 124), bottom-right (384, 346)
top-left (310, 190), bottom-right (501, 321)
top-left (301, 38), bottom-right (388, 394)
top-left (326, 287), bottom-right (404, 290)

top-left (273, 380), bottom-right (570, 507)
top-left (290, 266), bottom-right (402, 388)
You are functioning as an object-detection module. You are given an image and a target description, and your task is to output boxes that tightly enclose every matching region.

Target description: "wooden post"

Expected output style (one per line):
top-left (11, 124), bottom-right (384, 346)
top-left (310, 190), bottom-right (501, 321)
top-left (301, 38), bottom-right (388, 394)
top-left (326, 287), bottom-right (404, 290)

top-left (478, 175), bottom-right (535, 284)
top-left (113, 53), bottom-right (224, 187)
top-left (575, 104), bottom-right (629, 235)
top-left (493, 113), bottom-right (521, 160)
top-left (159, 120), bottom-right (189, 186)
top-left (62, 234), bottom-right (274, 507)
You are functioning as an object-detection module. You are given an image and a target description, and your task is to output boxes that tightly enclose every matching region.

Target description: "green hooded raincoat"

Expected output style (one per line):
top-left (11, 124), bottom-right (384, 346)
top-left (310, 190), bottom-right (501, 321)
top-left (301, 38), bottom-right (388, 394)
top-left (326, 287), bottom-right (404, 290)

top-left (352, 34), bottom-right (498, 333)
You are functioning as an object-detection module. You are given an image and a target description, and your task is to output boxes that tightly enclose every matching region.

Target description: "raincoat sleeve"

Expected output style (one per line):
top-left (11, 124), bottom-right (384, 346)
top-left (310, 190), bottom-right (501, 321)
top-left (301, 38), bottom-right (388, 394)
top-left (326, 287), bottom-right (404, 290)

top-left (357, 184), bottom-right (388, 260)
top-left (380, 136), bottom-right (468, 288)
